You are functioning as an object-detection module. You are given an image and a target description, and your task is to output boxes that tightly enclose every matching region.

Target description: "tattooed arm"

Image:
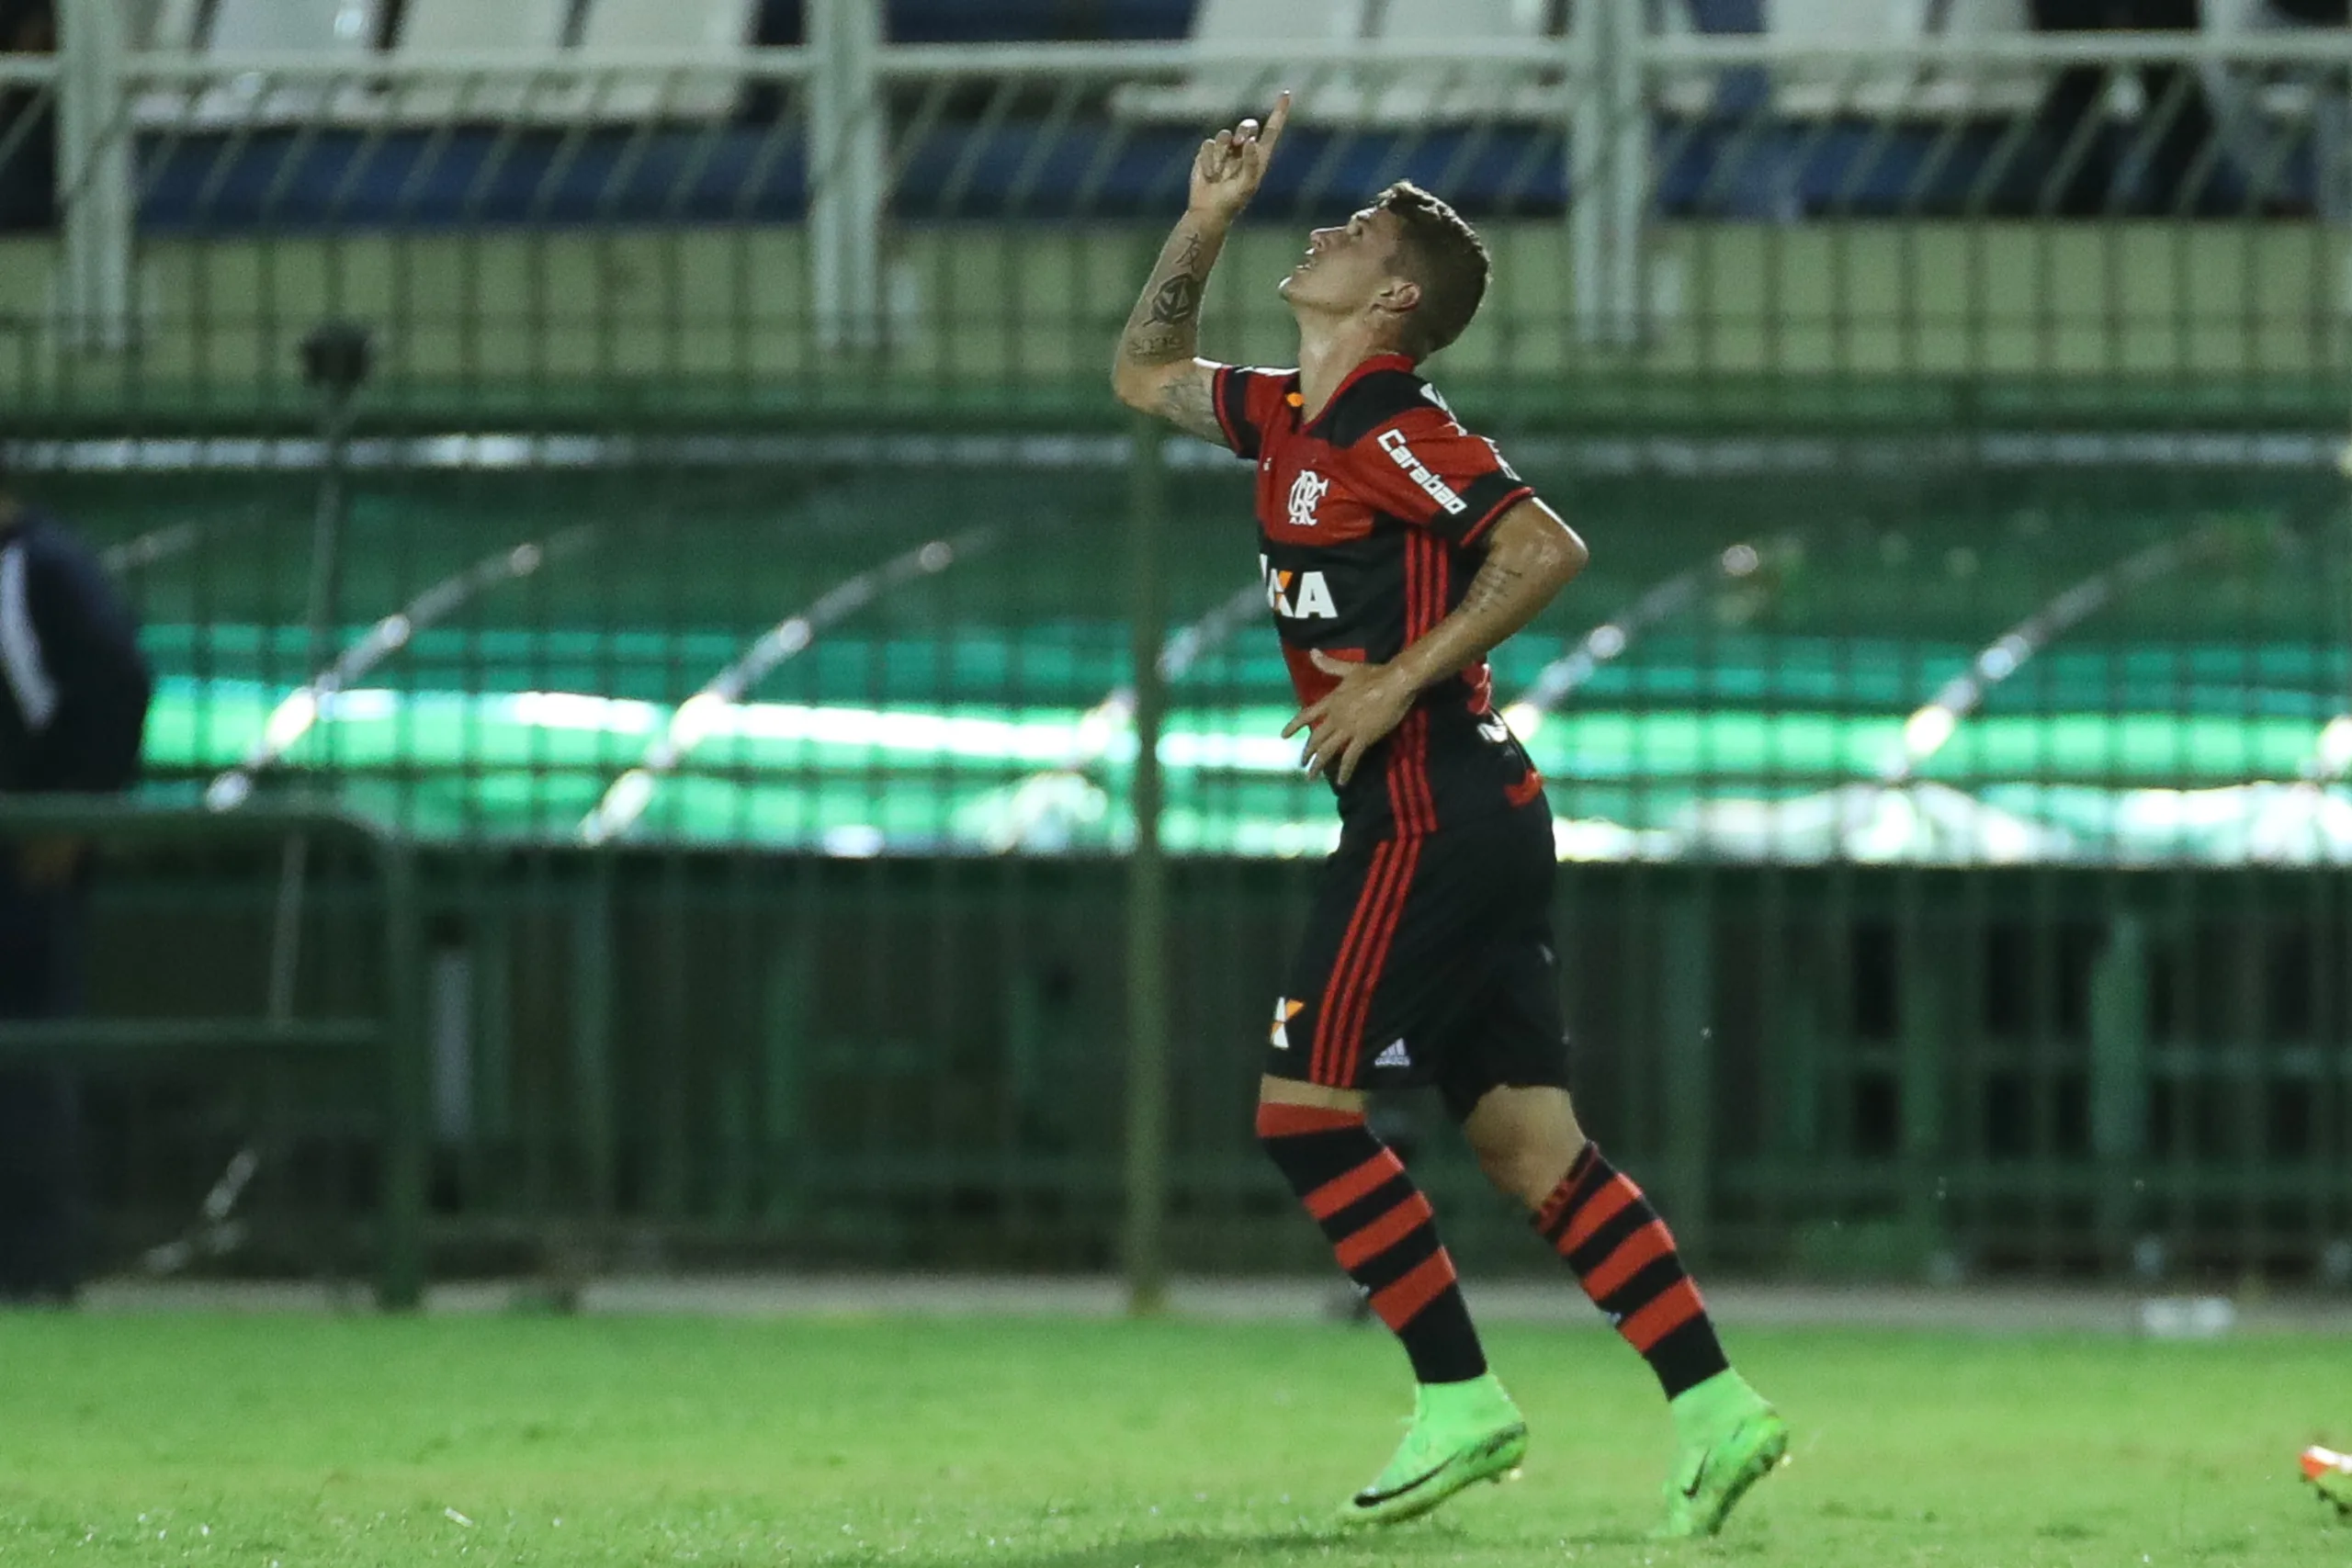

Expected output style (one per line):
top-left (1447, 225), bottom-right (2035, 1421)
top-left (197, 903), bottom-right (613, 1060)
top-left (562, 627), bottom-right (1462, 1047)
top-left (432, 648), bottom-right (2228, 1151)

top-left (1110, 218), bottom-right (1227, 442)
top-left (1111, 94), bottom-right (1289, 443)
top-left (1287, 501), bottom-right (1588, 784)
top-left (1387, 501), bottom-right (1589, 695)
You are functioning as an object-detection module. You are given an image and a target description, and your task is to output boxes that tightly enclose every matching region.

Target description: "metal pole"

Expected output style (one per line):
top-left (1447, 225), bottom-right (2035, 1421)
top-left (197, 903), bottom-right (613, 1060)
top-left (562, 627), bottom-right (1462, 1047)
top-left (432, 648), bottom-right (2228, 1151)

top-left (573, 856), bottom-right (616, 1220)
top-left (266, 325), bottom-right (372, 1021)
top-left (1123, 422), bottom-right (1171, 1314)
top-left (1571, 0), bottom-right (1646, 347)
top-left (378, 836), bottom-right (425, 1311)
top-left (1659, 881), bottom-right (1713, 1259)
top-left (808, 0), bottom-right (886, 354)
top-left (53, 0), bottom-right (131, 353)
top-left (2088, 913), bottom-right (2149, 1270)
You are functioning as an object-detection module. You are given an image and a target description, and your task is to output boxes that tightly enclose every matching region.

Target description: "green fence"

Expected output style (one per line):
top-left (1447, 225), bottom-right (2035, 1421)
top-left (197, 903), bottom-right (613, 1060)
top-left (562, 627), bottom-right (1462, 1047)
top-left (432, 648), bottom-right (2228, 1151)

top-left (4, 27), bottom-right (2350, 1288)
top-left (38, 423), bottom-right (2352, 1288)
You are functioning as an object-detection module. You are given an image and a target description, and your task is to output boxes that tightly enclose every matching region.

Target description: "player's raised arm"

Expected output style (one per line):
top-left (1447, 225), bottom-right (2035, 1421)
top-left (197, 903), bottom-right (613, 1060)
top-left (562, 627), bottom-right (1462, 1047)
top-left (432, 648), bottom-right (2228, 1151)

top-left (1110, 92), bottom-right (1289, 445)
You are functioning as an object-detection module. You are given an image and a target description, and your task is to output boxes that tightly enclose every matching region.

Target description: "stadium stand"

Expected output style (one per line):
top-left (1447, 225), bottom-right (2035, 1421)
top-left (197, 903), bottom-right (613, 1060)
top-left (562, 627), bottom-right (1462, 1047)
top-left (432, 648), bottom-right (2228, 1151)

top-left (1767, 0), bottom-right (2043, 118)
top-left (568, 0), bottom-right (757, 120)
top-left (141, 0), bottom-right (199, 51)
top-left (385, 0), bottom-right (572, 123)
top-left (205, 0), bottom-right (382, 52)
top-left (117, 0), bottom-right (2327, 230)
top-left (141, 0), bottom-right (385, 126)
top-left (1112, 0), bottom-right (1365, 126)
top-left (2207, 0), bottom-right (2350, 217)
top-left (1115, 0), bottom-right (1557, 125)
top-left (885, 0), bottom-right (1196, 42)
top-left (1363, 0), bottom-right (1554, 122)
top-left (396, 0), bottom-right (573, 55)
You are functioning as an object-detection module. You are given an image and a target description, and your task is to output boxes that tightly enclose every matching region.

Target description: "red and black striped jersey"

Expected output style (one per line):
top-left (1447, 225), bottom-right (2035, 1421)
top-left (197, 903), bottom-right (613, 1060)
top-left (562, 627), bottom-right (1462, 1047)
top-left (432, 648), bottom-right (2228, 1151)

top-left (1213, 353), bottom-right (1548, 841)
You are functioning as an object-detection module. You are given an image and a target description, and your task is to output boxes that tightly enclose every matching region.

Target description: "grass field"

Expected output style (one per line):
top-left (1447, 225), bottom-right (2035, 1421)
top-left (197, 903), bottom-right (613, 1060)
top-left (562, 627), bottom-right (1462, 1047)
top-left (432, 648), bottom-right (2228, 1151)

top-left (1, 1313), bottom-right (2345, 1567)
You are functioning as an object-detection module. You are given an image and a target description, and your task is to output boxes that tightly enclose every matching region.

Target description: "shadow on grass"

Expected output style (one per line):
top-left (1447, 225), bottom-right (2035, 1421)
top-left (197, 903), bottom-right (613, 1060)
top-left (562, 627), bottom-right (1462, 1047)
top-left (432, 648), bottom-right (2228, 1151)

top-left (805, 1519), bottom-right (1664, 1568)
top-left (805, 1529), bottom-right (1335, 1568)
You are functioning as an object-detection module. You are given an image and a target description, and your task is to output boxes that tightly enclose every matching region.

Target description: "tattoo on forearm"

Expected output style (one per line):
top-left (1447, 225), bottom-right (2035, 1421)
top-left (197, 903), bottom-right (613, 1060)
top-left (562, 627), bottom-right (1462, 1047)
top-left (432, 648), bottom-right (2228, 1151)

top-left (1145, 272), bottom-right (1204, 328)
top-left (1394, 512), bottom-right (1581, 689)
top-left (1459, 558), bottom-right (1531, 618)
top-left (1124, 326), bottom-right (1189, 363)
top-left (1146, 233), bottom-right (1205, 328)
top-left (1120, 225), bottom-right (1216, 367)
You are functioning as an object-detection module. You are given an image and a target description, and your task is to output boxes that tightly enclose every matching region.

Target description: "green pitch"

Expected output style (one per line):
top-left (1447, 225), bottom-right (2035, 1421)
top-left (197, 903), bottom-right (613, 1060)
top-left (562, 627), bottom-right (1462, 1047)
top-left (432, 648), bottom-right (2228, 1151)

top-left (0, 1314), bottom-right (2342, 1566)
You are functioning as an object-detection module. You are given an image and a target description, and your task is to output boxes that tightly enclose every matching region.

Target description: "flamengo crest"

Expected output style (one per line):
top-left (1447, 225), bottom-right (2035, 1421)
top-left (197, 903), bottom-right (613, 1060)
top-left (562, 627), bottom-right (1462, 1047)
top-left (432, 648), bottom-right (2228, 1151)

top-left (1286, 468), bottom-right (1330, 529)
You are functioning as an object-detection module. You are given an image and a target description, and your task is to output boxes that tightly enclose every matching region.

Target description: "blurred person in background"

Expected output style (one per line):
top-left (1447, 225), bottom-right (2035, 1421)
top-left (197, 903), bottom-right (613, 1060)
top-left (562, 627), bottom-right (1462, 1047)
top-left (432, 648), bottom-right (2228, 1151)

top-left (0, 0), bottom-right (55, 233)
top-left (2030, 0), bottom-right (2221, 212)
top-left (0, 451), bottom-right (151, 1303)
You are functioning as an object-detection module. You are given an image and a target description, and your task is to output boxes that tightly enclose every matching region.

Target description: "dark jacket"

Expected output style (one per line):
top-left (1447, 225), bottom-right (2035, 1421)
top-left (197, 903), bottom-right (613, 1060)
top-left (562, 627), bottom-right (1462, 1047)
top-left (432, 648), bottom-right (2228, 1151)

top-left (0, 508), bottom-right (150, 795)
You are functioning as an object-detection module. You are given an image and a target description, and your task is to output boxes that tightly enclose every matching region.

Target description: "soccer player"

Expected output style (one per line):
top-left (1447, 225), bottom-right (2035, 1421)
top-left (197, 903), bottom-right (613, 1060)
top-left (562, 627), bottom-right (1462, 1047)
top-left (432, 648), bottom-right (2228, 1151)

top-left (1112, 95), bottom-right (1786, 1536)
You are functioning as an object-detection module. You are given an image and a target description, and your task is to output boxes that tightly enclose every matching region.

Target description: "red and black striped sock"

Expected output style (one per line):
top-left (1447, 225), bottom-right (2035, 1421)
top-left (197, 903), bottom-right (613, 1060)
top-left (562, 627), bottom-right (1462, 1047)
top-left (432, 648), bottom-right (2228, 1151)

top-left (1257, 1103), bottom-right (1487, 1385)
top-left (1534, 1143), bottom-right (1730, 1400)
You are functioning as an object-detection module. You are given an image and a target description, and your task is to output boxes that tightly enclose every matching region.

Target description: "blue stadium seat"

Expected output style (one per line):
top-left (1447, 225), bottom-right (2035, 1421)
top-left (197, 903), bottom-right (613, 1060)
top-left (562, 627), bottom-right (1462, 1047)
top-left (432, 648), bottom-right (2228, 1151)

top-left (122, 0), bottom-right (2312, 229)
top-left (885, 0), bottom-right (1196, 42)
top-left (131, 112), bottom-right (2311, 231)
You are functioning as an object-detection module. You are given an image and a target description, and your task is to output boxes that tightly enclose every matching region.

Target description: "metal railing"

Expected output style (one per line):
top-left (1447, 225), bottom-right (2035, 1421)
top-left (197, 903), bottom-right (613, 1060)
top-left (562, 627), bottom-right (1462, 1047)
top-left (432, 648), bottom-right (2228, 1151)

top-left (0, 18), bottom-right (2346, 401)
top-left (0, 798), bottom-right (425, 1306)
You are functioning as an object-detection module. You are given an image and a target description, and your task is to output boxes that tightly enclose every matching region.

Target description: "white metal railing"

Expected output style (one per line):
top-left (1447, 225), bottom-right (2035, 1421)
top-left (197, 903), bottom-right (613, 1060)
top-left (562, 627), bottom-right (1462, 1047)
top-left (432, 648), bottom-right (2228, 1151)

top-left (14, 14), bottom-right (2351, 354)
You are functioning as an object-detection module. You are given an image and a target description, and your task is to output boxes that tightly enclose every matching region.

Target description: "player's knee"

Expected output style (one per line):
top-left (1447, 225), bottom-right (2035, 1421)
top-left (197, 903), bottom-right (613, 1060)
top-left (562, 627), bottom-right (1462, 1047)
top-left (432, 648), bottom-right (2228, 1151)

top-left (1474, 1138), bottom-right (1574, 1210)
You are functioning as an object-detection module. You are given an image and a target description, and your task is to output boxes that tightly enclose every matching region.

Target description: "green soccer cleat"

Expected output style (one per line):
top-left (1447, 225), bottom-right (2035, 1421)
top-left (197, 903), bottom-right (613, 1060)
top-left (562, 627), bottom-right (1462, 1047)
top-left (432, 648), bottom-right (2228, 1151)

top-left (1340, 1374), bottom-right (1529, 1527)
top-left (1654, 1371), bottom-right (1789, 1540)
top-left (2304, 1446), bottom-right (2352, 1518)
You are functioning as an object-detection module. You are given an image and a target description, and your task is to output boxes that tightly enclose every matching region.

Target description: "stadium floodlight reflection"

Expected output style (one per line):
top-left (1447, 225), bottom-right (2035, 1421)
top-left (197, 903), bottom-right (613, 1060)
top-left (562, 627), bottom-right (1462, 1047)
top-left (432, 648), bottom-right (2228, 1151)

top-left (1502, 537), bottom-right (1780, 742)
top-left (975, 579), bottom-right (1265, 852)
top-left (203, 526), bottom-right (595, 811)
top-left (579, 529), bottom-right (991, 845)
top-left (1878, 522), bottom-right (2247, 784)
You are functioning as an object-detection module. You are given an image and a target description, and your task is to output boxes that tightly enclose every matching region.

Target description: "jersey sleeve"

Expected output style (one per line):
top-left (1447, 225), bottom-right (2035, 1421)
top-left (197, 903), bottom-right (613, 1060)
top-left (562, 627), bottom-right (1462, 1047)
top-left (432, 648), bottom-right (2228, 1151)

top-left (1341, 404), bottom-right (1537, 547)
top-left (1210, 365), bottom-right (1296, 461)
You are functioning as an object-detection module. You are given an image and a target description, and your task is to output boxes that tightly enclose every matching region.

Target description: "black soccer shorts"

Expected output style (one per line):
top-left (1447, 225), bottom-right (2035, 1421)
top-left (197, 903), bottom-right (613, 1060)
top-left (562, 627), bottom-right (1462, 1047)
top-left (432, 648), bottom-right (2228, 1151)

top-left (1264, 799), bottom-right (1571, 1121)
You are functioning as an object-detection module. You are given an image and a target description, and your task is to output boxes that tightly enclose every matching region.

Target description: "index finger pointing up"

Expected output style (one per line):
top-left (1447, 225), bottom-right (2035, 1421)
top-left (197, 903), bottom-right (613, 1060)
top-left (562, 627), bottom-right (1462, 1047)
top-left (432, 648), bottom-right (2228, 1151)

top-left (1259, 91), bottom-right (1293, 155)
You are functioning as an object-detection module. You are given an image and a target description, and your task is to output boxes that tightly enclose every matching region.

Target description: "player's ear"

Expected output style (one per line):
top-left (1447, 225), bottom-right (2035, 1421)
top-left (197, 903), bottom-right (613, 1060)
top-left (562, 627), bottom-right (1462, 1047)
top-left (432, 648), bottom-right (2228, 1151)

top-left (1374, 275), bottom-right (1421, 322)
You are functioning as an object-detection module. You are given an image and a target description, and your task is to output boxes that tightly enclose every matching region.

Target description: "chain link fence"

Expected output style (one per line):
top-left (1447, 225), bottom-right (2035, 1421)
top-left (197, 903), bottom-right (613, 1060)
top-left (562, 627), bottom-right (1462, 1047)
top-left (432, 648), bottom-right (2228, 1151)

top-left (1, 16), bottom-right (2348, 1287)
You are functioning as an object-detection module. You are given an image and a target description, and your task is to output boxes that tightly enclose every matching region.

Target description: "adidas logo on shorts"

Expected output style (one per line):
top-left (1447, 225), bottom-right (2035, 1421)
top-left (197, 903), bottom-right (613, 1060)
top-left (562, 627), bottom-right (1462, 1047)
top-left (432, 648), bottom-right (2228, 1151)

top-left (1373, 1038), bottom-right (1411, 1070)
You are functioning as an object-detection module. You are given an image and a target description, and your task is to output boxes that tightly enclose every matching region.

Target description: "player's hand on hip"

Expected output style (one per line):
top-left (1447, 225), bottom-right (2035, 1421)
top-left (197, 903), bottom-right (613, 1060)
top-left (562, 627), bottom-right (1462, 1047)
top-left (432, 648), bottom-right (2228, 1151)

top-left (1189, 91), bottom-right (1290, 222)
top-left (1285, 649), bottom-right (1413, 787)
